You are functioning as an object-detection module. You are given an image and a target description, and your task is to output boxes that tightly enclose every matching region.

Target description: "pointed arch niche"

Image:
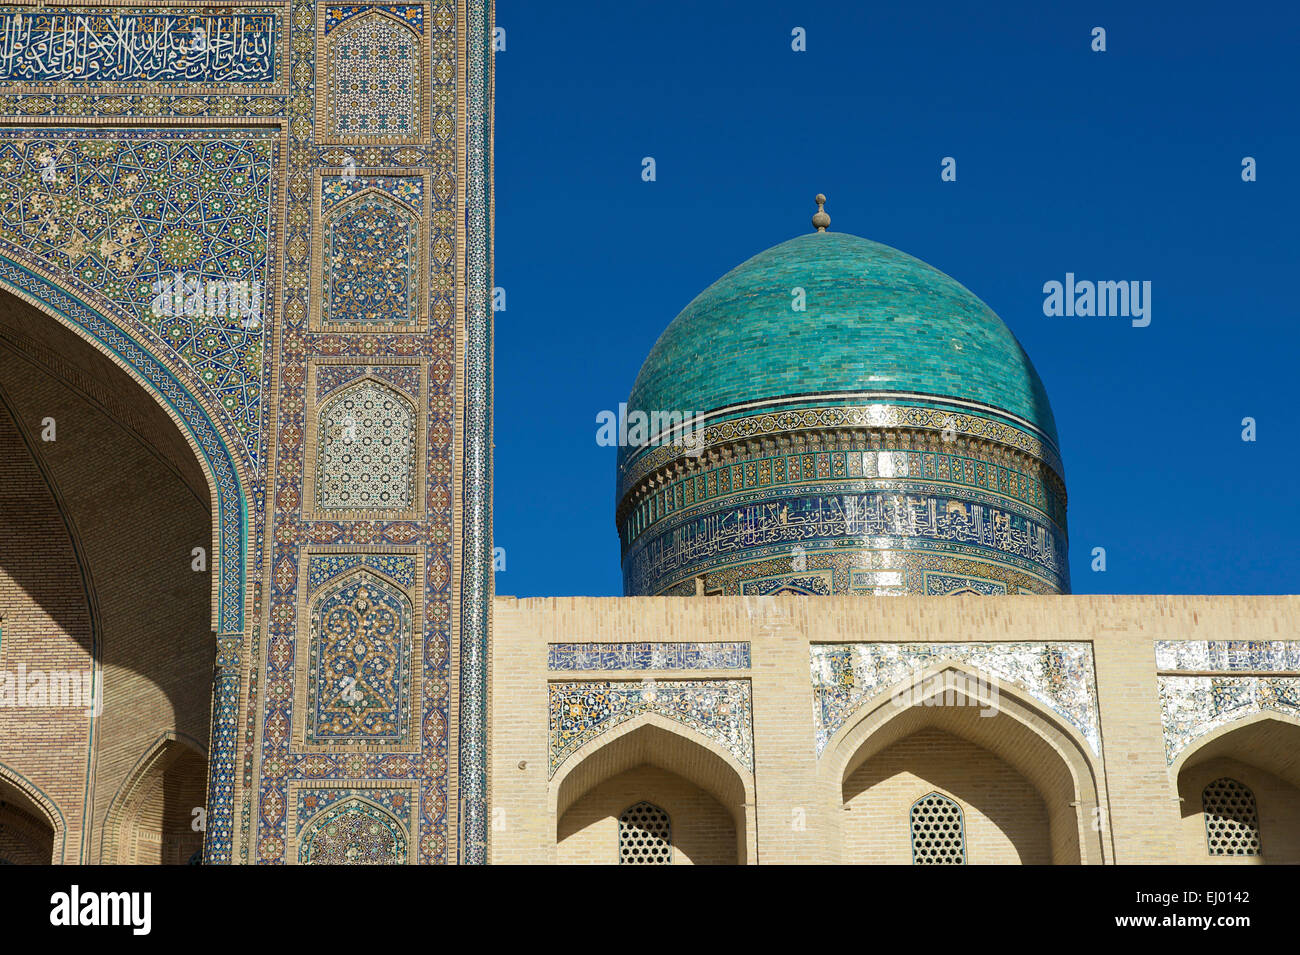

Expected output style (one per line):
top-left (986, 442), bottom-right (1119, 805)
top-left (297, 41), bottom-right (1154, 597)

top-left (822, 662), bottom-right (1108, 865)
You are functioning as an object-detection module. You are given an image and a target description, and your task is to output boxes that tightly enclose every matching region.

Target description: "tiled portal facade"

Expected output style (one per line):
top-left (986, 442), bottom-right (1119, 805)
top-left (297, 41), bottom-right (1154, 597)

top-left (0, 1), bottom-right (492, 864)
top-left (0, 3), bottom-right (1295, 868)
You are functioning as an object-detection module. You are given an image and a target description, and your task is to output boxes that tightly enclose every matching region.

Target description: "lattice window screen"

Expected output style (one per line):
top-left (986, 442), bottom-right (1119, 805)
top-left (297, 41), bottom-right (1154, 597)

top-left (1202, 777), bottom-right (1261, 856)
top-left (618, 801), bottom-right (672, 865)
top-left (910, 792), bottom-right (967, 864)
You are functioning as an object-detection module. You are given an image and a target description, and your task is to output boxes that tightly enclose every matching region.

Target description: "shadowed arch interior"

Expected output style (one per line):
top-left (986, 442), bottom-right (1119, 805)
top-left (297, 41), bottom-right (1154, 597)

top-left (1175, 716), bottom-right (1300, 864)
top-left (0, 289), bottom-right (214, 862)
top-left (552, 720), bottom-right (751, 865)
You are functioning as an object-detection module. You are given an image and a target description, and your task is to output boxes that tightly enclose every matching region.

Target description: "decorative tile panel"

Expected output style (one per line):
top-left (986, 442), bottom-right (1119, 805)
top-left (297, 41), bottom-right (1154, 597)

top-left (627, 489), bottom-right (1067, 596)
top-left (306, 553), bottom-right (417, 591)
top-left (0, 129), bottom-right (277, 468)
top-left (1156, 641), bottom-right (1300, 674)
top-left (314, 378), bottom-right (416, 512)
top-left (316, 363), bottom-right (420, 401)
top-left (318, 4), bottom-right (427, 145)
top-left (547, 642), bottom-right (751, 671)
top-left (1158, 675), bottom-right (1300, 764)
top-left (305, 570), bottom-right (414, 744)
top-left (298, 796), bottom-right (408, 864)
top-left (810, 642), bottom-right (1101, 755)
top-left (321, 176), bottom-right (421, 326)
top-left (0, 8), bottom-right (285, 90)
top-left (742, 571), bottom-right (832, 595)
top-left (311, 170), bottom-right (431, 332)
top-left (548, 680), bottom-right (754, 776)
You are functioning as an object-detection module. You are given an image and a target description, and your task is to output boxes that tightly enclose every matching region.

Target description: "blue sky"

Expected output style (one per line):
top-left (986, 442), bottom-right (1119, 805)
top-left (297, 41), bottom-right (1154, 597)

top-left (493, 1), bottom-right (1299, 597)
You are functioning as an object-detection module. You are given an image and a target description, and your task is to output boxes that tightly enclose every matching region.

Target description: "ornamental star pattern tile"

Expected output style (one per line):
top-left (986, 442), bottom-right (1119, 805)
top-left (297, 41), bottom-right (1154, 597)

top-left (0, 129), bottom-right (275, 467)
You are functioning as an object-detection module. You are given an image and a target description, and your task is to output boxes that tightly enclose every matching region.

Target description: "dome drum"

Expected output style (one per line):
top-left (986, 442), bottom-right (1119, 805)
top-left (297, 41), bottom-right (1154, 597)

top-left (616, 217), bottom-right (1070, 598)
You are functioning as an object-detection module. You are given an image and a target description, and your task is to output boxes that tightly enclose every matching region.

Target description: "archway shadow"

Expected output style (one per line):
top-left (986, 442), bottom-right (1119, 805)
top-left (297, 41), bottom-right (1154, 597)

top-left (0, 290), bottom-right (214, 862)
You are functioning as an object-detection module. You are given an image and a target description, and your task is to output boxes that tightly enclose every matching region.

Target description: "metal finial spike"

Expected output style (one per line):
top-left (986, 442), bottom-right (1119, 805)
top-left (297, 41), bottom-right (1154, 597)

top-left (812, 193), bottom-right (830, 233)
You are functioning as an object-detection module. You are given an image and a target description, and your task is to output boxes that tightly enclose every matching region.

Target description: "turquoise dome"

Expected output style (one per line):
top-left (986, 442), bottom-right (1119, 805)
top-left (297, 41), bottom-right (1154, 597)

top-left (615, 226), bottom-right (1070, 598)
top-left (623, 231), bottom-right (1059, 460)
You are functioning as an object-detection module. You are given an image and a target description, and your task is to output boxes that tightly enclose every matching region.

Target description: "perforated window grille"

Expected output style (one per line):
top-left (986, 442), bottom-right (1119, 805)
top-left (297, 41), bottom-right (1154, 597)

top-left (618, 801), bottom-right (672, 864)
top-left (910, 792), bottom-right (966, 864)
top-left (1202, 778), bottom-right (1261, 856)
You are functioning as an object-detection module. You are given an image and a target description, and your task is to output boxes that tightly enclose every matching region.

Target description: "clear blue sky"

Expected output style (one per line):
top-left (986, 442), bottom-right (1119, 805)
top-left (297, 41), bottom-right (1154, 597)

top-left (493, 1), bottom-right (1299, 597)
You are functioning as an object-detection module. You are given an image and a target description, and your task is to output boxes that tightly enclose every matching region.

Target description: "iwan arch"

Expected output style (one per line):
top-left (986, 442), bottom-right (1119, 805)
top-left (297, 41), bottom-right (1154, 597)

top-left (0, 4), bottom-right (1296, 866)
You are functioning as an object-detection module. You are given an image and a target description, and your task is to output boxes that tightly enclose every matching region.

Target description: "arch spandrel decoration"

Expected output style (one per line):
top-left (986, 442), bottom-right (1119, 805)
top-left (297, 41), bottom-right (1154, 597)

top-left (298, 796), bottom-right (408, 865)
top-left (0, 128), bottom-right (277, 473)
top-left (810, 642), bottom-right (1102, 757)
top-left (548, 680), bottom-right (754, 778)
top-left (1157, 640), bottom-right (1300, 765)
top-left (0, 130), bottom-right (265, 865)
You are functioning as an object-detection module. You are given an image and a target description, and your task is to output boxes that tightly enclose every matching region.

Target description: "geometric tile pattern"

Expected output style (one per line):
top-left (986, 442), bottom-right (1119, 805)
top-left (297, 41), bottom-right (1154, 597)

top-left (307, 571), bottom-right (413, 743)
top-left (547, 642), bottom-right (751, 671)
top-left (0, 129), bottom-right (276, 468)
top-left (323, 6), bottom-right (423, 143)
top-left (254, 0), bottom-right (463, 867)
top-left (0, 0), bottom-right (483, 868)
top-left (315, 378), bottom-right (416, 511)
top-left (457, 0), bottom-right (494, 863)
top-left (548, 679), bottom-right (754, 777)
top-left (810, 642), bottom-right (1102, 756)
top-left (1158, 675), bottom-right (1300, 764)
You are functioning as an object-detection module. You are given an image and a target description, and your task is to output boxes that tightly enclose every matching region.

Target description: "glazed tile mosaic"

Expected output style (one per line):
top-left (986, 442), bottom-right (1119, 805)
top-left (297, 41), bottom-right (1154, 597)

top-left (314, 378), bottom-right (417, 511)
top-left (306, 553), bottom-right (417, 591)
top-left (1158, 675), bottom-right (1300, 763)
top-left (626, 488), bottom-right (1068, 596)
top-left (306, 571), bottom-right (413, 743)
top-left (321, 175), bottom-right (422, 326)
top-left (0, 0), bottom-right (488, 865)
top-left (316, 363), bottom-right (420, 401)
top-left (810, 643), bottom-right (1101, 755)
top-left (548, 680), bottom-right (754, 776)
top-left (0, 9), bottom-right (284, 87)
top-left (1155, 641), bottom-right (1300, 673)
top-left (742, 572), bottom-right (833, 595)
top-left (297, 797), bottom-right (409, 864)
top-left (547, 642), bottom-right (751, 671)
top-left (319, 4), bottom-right (427, 145)
top-left (0, 129), bottom-right (277, 467)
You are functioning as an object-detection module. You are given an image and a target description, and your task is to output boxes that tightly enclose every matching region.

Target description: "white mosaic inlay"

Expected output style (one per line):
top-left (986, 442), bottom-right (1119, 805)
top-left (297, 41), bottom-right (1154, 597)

top-left (811, 642), bottom-right (1101, 756)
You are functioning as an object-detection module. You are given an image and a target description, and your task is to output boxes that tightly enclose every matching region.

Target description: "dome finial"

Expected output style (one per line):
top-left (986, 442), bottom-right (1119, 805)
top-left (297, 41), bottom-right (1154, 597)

top-left (812, 193), bottom-right (831, 233)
